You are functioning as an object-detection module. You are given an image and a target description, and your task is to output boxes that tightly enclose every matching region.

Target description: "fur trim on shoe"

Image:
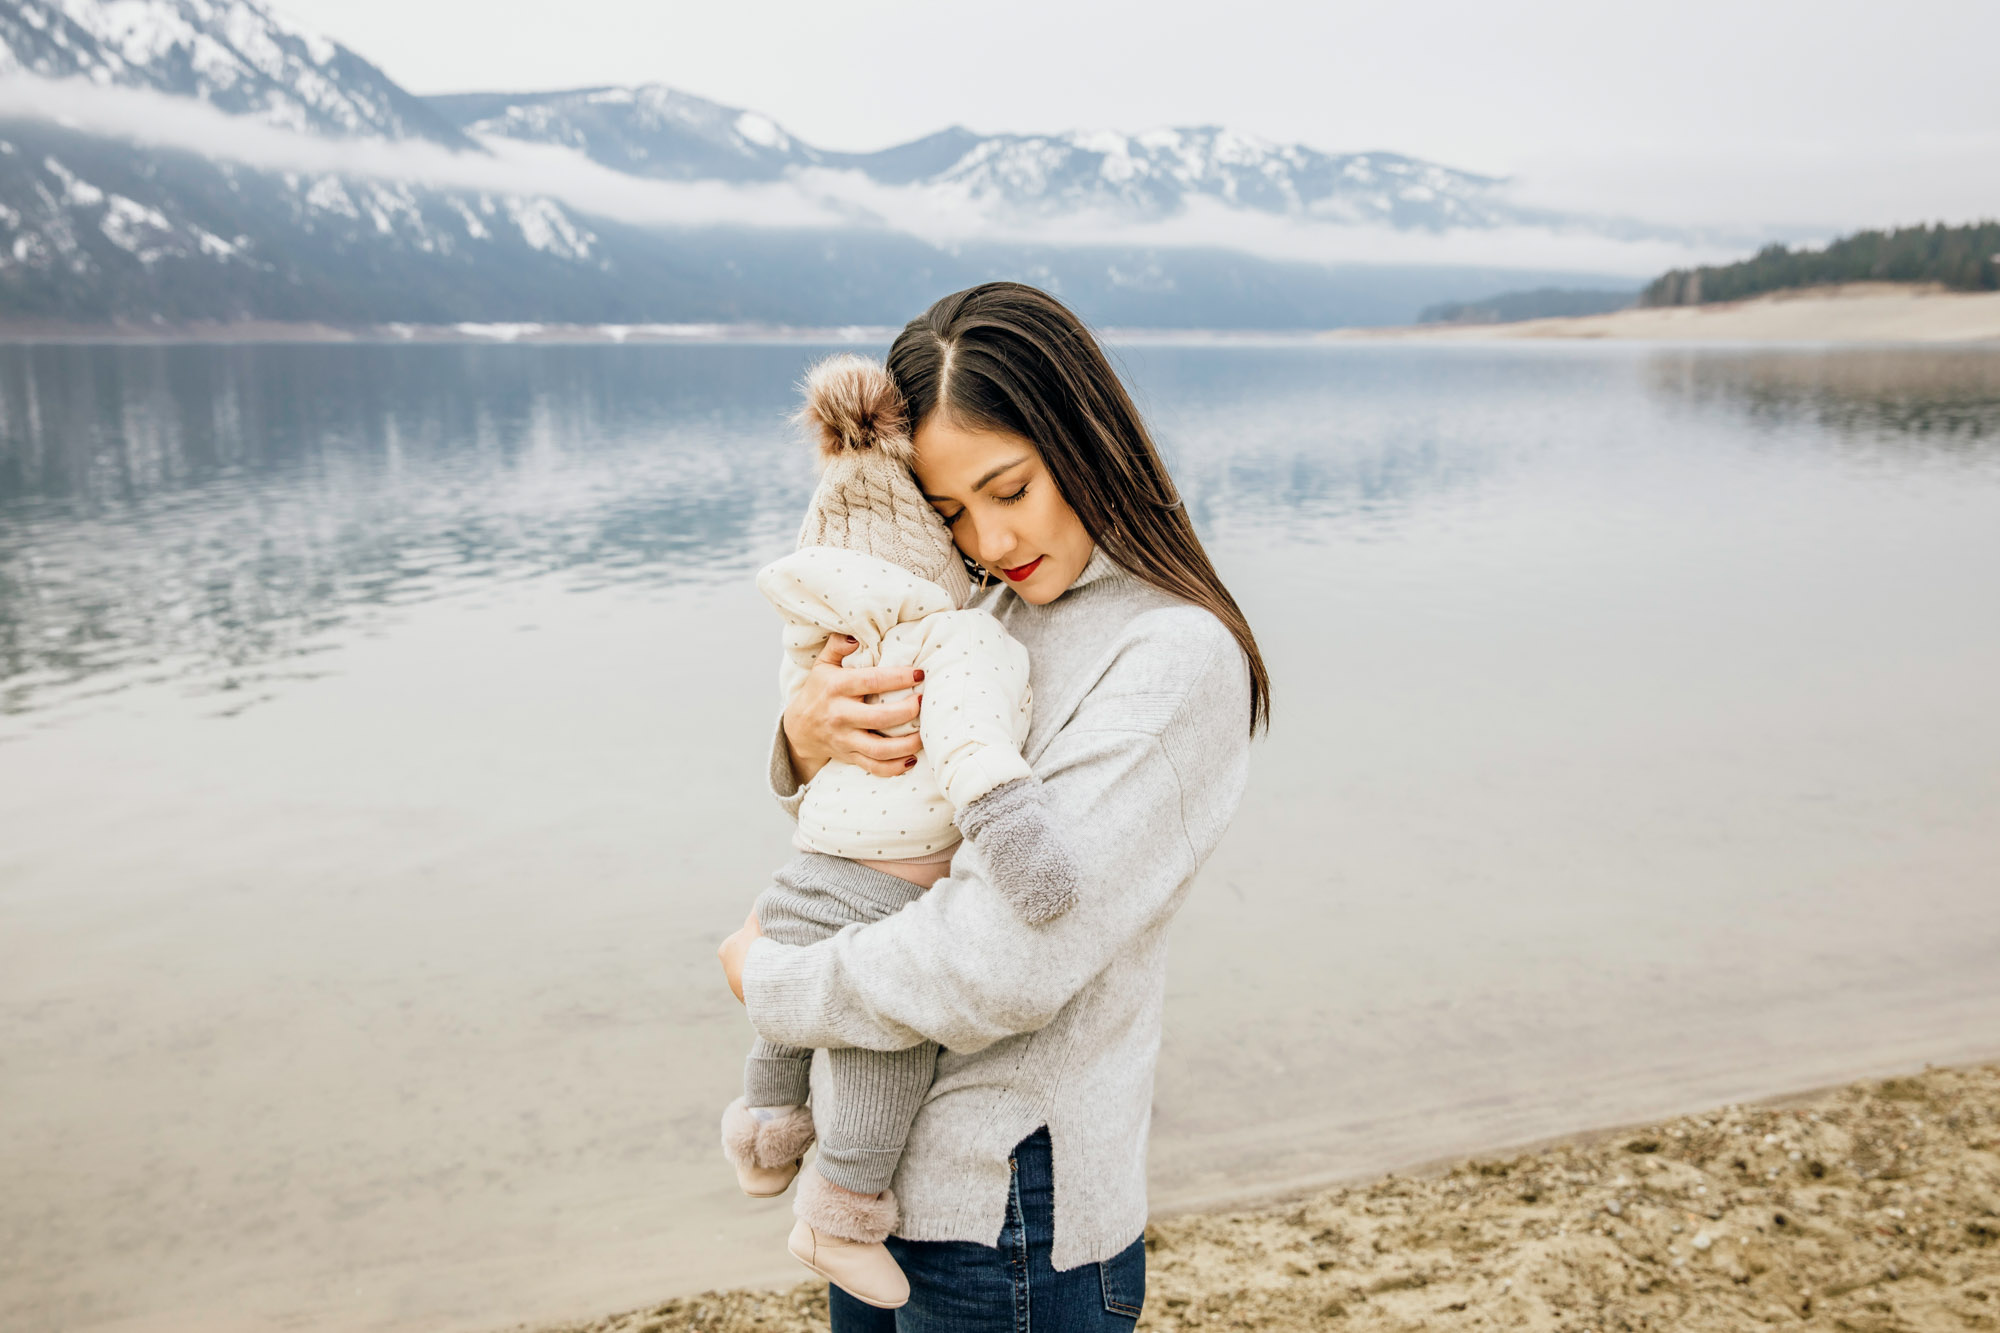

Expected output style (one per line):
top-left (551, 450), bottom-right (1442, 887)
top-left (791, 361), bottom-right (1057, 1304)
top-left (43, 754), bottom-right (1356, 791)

top-left (720, 1096), bottom-right (760, 1168)
top-left (754, 1103), bottom-right (819, 1168)
top-left (794, 1164), bottom-right (899, 1243)
top-left (795, 354), bottom-right (917, 468)
top-left (720, 1098), bottom-right (819, 1169)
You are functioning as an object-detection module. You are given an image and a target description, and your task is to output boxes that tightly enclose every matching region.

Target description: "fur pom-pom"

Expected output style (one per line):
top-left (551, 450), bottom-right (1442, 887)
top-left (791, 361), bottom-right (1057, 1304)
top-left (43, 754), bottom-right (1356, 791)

top-left (796, 354), bottom-right (916, 467)
top-left (753, 1103), bottom-right (819, 1168)
top-left (720, 1097), bottom-right (819, 1169)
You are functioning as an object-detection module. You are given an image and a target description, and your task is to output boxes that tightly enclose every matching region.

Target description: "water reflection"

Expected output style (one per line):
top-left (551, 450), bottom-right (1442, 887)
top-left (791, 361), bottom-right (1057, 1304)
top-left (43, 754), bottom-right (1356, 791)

top-left (1124, 345), bottom-right (1590, 539)
top-left (6, 342), bottom-right (2000, 720)
top-left (0, 343), bottom-right (828, 716)
top-left (1646, 347), bottom-right (2000, 451)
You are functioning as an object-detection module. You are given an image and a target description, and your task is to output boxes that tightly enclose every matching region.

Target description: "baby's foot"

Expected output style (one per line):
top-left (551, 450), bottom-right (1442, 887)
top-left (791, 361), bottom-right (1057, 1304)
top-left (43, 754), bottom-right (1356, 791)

top-left (788, 1218), bottom-right (910, 1310)
top-left (719, 1098), bottom-right (815, 1197)
top-left (790, 1165), bottom-right (909, 1309)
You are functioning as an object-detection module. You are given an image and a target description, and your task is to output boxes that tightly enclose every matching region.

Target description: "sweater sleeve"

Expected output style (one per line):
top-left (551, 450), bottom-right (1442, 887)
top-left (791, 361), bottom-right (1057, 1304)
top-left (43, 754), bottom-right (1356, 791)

top-left (743, 607), bottom-right (1251, 1055)
top-left (765, 708), bottom-right (807, 821)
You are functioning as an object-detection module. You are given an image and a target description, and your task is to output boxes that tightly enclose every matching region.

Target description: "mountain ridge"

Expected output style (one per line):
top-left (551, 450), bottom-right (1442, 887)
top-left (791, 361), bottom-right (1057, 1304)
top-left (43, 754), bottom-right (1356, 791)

top-left (0, 0), bottom-right (1671, 327)
top-left (0, 0), bottom-right (473, 145)
top-left (427, 82), bottom-right (1541, 234)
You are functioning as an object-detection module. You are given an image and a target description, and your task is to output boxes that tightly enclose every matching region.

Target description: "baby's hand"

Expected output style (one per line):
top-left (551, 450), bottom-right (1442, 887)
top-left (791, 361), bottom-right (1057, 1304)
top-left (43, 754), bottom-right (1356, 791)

top-left (717, 908), bottom-right (763, 1003)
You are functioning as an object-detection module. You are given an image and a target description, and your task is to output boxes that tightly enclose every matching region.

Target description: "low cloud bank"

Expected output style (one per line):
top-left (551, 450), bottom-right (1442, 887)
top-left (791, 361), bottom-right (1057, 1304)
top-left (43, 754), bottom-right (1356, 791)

top-left (1, 75), bottom-right (1746, 275)
top-left (0, 77), bottom-right (847, 228)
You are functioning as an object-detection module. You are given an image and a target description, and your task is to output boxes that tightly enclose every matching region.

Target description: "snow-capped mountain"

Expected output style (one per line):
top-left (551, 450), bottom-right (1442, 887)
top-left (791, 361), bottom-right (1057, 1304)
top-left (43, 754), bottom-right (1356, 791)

top-left (0, 0), bottom-right (638, 320)
top-left (0, 1), bottom-right (1652, 327)
top-left (427, 84), bottom-right (988, 190)
top-left (433, 85), bottom-right (1538, 233)
top-left (428, 84), bottom-right (816, 182)
top-left (0, 0), bottom-right (470, 144)
top-left (924, 127), bottom-right (1528, 228)
top-left (0, 118), bottom-right (634, 321)
top-left (911, 127), bottom-right (1523, 229)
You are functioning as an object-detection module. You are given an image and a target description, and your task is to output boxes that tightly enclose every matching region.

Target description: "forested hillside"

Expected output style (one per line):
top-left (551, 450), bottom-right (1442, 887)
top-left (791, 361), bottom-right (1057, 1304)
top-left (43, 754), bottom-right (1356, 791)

top-left (1418, 286), bottom-right (1635, 324)
top-left (1643, 222), bottom-right (2000, 306)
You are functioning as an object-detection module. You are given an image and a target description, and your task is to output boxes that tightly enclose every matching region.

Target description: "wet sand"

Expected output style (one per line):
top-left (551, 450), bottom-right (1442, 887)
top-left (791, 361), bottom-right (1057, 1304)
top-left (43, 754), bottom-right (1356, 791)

top-left (1346, 282), bottom-right (2000, 343)
top-left (518, 1061), bottom-right (2000, 1332)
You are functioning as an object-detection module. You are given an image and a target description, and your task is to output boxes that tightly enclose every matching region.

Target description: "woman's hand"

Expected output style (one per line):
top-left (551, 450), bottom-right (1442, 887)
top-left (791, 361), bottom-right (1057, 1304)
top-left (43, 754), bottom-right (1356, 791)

top-left (719, 908), bottom-right (763, 1004)
top-left (781, 635), bottom-right (925, 783)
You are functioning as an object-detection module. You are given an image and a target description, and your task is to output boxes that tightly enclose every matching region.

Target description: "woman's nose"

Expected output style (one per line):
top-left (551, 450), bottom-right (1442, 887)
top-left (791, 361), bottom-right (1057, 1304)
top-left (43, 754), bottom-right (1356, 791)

top-left (964, 517), bottom-right (1016, 567)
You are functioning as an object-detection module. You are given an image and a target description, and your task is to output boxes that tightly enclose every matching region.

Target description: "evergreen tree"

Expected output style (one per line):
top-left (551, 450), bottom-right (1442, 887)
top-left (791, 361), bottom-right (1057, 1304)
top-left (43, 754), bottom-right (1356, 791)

top-left (1643, 222), bottom-right (2000, 306)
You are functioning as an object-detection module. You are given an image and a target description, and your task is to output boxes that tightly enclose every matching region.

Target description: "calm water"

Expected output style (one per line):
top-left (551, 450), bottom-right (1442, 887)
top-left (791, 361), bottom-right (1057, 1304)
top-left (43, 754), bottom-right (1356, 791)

top-left (3, 340), bottom-right (1999, 1332)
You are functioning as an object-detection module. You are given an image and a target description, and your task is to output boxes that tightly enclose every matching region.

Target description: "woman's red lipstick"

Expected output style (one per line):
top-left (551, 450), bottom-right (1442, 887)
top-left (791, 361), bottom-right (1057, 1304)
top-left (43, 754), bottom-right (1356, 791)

top-left (1001, 556), bottom-right (1044, 582)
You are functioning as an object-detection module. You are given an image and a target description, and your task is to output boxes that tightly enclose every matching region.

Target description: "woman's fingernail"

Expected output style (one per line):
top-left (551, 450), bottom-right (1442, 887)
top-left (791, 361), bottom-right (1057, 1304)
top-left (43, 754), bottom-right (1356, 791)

top-left (844, 635), bottom-right (857, 643)
top-left (904, 757), bottom-right (917, 768)
top-left (912, 669), bottom-right (925, 682)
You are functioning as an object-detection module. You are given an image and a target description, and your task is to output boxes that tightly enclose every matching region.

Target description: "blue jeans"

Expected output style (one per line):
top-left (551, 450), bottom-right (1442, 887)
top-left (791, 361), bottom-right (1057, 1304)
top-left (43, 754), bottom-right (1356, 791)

top-left (829, 1127), bottom-right (1147, 1332)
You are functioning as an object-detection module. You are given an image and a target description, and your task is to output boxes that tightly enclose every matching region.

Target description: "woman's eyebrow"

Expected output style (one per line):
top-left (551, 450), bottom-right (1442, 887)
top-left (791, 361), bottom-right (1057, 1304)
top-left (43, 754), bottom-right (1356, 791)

top-left (923, 455), bottom-right (1030, 502)
top-left (972, 454), bottom-right (1032, 490)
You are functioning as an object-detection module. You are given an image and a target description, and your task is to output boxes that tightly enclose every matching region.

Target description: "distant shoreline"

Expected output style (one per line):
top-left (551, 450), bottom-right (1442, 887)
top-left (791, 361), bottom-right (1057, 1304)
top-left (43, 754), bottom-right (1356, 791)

top-left (0, 319), bottom-right (903, 346)
top-left (6, 284), bottom-right (1999, 346)
top-left (0, 319), bottom-right (1357, 347)
top-left (1341, 282), bottom-right (2000, 344)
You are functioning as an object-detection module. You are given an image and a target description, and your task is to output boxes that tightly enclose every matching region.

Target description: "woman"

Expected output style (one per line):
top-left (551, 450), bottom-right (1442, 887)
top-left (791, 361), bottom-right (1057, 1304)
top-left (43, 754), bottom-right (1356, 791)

top-left (719, 281), bottom-right (1271, 1329)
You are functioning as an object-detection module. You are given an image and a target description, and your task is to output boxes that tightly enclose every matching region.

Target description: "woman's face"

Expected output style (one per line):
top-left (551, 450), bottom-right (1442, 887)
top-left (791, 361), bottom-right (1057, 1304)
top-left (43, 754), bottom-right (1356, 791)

top-left (912, 412), bottom-right (1094, 605)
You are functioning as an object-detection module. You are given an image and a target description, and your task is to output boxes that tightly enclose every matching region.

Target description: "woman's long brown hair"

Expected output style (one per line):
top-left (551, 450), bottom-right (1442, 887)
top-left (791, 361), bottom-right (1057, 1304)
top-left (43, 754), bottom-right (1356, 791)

top-left (886, 281), bottom-right (1271, 736)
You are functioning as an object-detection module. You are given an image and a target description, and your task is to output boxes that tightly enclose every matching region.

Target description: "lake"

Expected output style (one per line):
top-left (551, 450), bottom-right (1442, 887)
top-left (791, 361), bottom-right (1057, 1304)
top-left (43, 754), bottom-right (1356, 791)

top-left (3, 338), bottom-right (1998, 1333)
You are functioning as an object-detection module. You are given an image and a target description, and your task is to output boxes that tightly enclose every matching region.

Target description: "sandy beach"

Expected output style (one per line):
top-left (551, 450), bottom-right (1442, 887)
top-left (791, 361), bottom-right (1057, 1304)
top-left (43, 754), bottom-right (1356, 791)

top-left (1349, 282), bottom-right (2000, 344)
top-left (518, 1062), bottom-right (2000, 1333)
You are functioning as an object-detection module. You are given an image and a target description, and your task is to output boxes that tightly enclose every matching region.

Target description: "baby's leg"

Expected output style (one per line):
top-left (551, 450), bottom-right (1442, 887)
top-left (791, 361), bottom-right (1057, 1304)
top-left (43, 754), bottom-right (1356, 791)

top-left (811, 1041), bottom-right (940, 1195)
top-left (725, 854), bottom-right (929, 1194)
top-left (744, 1038), bottom-right (813, 1109)
top-left (726, 1039), bottom-right (817, 1197)
top-left (739, 858), bottom-right (873, 1114)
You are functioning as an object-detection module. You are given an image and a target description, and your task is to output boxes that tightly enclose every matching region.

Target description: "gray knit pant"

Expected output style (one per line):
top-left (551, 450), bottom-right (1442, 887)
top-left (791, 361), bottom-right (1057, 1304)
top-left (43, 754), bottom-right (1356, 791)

top-left (744, 851), bottom-right (938, 1196)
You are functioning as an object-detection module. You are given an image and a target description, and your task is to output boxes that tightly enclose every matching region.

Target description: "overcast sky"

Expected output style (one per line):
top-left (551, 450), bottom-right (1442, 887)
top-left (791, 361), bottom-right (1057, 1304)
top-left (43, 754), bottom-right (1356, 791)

top-left (276, 0), bottom-right (2000, 229)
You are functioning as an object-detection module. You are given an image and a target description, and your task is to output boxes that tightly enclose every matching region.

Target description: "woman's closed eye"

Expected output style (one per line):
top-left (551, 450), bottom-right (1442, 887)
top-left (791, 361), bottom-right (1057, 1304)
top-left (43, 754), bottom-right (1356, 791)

top-left (936, 485), bottom-right (1028, 527)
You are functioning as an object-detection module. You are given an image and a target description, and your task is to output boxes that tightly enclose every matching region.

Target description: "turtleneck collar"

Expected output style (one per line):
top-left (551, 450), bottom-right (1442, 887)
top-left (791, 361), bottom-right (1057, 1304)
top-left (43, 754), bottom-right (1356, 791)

top-left (1065, 542), bottom-right (1126, 594)
top-left (975, 542), bottom-right (1131, 612)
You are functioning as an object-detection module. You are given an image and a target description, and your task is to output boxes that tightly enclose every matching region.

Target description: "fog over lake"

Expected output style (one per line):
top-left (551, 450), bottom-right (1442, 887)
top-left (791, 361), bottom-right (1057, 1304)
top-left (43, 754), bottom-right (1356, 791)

top-left (3, 340), bottom-right (1998, 1333)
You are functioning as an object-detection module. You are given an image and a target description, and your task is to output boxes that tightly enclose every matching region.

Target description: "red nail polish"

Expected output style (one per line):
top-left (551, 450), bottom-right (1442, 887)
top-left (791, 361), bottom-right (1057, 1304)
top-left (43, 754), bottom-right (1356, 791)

top-left (844, 635), bottom-right (857, 643)
top-left (912, 669), bottom-right (925, 682)
top-left (904, 757), bottom-right (917, 767)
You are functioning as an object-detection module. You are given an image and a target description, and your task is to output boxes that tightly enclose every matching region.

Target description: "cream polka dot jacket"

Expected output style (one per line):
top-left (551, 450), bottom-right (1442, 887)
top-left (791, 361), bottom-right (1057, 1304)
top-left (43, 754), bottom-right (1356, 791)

top-left (758, 545), bottom-right (1037, 862)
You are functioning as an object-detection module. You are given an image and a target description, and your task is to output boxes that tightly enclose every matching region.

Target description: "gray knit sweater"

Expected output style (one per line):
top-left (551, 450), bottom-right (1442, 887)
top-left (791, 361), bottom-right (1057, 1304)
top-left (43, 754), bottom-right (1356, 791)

top-left (744, 543), bottom-right (1253, 1271)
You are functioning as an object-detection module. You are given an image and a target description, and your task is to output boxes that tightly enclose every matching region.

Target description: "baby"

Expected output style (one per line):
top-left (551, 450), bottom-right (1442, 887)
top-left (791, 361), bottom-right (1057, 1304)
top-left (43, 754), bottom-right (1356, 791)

top-left (720, 354), bottom-right (1079, 1310)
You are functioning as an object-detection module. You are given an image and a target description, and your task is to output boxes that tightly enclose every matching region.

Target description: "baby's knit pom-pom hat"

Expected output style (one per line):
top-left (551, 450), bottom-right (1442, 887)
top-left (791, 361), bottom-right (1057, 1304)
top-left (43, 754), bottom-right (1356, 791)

top-left (792, 354), bottom-right (974, 608)
top-left (797, 354), bottom-right (917, 468)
